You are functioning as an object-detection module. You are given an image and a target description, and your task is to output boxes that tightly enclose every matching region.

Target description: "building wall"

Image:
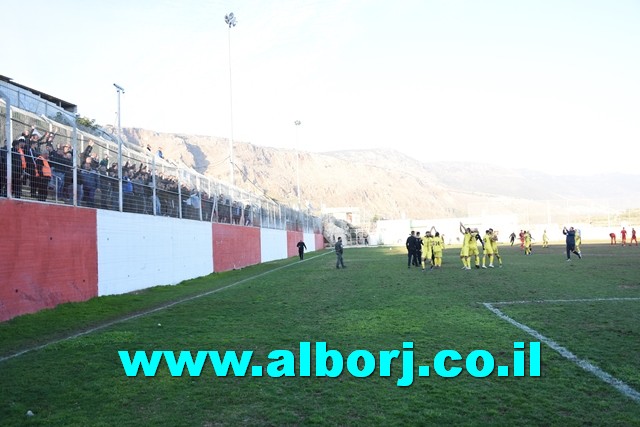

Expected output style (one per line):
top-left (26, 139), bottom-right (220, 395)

top-left (260, 228), bottom-right (288, 263)
top-left (0, 199), bottom-right (323, 322)
top-left (287, 231), bottom-right (303, 258)
top-left (97, 211), bottom-right (213, 296)
top-left (0, 200), bottom-right (98, 321)
top-left (212, 222), bottom-right (261, 272)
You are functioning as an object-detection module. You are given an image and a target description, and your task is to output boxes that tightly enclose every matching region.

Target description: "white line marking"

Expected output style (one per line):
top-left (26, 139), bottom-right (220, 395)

top-left (483, 301), bottom-right (640, 403)
top-left (486, 297), bottom-right (640, 306)
top-left (0, 251), bottom-right (330, 364)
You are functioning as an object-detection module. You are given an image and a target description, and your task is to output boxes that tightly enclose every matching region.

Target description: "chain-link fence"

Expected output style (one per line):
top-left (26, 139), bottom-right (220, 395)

top-left (0, 82), bottom-right (322, 233)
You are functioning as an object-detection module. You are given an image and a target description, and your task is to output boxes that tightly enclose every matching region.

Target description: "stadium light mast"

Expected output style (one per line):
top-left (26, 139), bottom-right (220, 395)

top-left (114, 83), bottom-right (125, 212)
top-left (225, 12), bottom-right (237, 187)
top-left (294, 120), bottom-right (302, 209)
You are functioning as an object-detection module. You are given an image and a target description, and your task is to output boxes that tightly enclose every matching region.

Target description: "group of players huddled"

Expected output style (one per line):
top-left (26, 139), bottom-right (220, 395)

top-left (458, 223), bottom-right (503, 270)
top-left (405, 227), bottom-right (445, 271)
top-left (405, 223), bottom-right (503, 271)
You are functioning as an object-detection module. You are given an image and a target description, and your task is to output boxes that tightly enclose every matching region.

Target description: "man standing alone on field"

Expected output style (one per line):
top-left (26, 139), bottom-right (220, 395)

top-left (335, 237), bottom-right (345, 269)
top-left (297, 240), bottom-right (307, 260)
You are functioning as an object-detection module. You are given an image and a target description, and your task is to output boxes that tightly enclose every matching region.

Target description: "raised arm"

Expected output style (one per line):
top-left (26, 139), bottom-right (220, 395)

top-left (459, 222), bottom-right (467, 234)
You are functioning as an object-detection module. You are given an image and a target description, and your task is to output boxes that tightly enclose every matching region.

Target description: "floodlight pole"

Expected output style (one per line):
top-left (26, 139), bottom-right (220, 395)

top-left (225, 12), bottom-right (237, 187)
top-left (294, 120), bottom-right (302, 209)
top-left (114, 83), bottom-right (125, 212)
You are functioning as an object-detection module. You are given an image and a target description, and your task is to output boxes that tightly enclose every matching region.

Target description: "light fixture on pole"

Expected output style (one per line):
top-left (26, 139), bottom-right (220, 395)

top-left (294, 120), bottom-right (302, 209)
top-left (114, 83), bottom-right (125, 212)
top-left (225, 12), bottom-right (237, 187)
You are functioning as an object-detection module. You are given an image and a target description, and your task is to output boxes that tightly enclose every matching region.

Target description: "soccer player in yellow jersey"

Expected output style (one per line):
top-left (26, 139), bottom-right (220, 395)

top-left (523, 231), bottom-right (532, 255)
top-left (574, 229), bottom-right (582, 257)
top-left (468, 228), bottom-right (483, 269)
top-left (482, 229), bottom-right (495, 268)
top-left (421, 231), bottom-right (433, 271)
top-left (542, 230), bottom-right (549, 248)
top-left (460, 222), bottom-right (482, 269)
top-left (432, 231), bottom-right (444, 268)
top-left (490, 229), bottom-right (503, 267)
top-left (459, 222), bottom-right (472, 269)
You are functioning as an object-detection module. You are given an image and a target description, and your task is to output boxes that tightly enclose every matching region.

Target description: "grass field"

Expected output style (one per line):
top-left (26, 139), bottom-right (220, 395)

top-left (1, 243), bottom-right (639, 426)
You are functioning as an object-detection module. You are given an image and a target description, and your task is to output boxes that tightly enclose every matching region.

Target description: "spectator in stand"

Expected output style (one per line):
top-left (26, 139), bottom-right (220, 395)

top-left (34, 150), bottom-right (52, 201)
top-left (11, 138), bottom-right (27, 198)
top-left (122, 169), bottom-right (135, 212)
top-left (0, 141), bottom-right (7, 197)
top-left (42, 128), bottom-right (57, 147)
top-left (131, 166), bottom-right (148, 214)
top-left (99, 153), bottom-right (109, 168)
top-left (61, 148), bottom-right (74, 203)
top-left (217, 195), bottom-right (228, 223)
top-left (89, 152), bottom-right (100, 170)
top-left (232, 201), bottom-right (242, 224)
top-left (81, 140), bottom-right (94, 166)
top-left (26, 138), bottom-right (40, 198)
top-left (80, 159), bottom-right (99, 207)
top-left (96, 164), bottom-right (112, 209)
top-left (107, 167), bottom-right (119, 210)
top-left (48, 144), bottom-right (65, 195)
top-left (244, 204), bottom-right (252, 225)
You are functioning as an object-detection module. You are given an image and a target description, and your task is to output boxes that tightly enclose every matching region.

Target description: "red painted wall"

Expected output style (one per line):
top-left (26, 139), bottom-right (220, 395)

top-left (315, 233), bottom-right (326, 251)
top-left (212, 223), bottom-right (261, 272)
top-left (287, 231), bottom-right (304, 258)
top-left (0, 200), bottom-right (98, 322)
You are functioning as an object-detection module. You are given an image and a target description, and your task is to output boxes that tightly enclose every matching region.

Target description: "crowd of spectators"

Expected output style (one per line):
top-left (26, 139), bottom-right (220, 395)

top-left (2, 124), bottom-right (316, 232)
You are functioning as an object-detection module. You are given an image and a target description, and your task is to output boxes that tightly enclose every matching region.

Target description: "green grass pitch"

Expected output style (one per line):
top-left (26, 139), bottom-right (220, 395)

top-left (1, 243), bottom-right (639, 425)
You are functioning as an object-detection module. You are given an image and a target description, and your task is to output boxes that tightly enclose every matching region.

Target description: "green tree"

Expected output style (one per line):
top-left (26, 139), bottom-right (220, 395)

top-left (76, 116), bottom-right (99, 130)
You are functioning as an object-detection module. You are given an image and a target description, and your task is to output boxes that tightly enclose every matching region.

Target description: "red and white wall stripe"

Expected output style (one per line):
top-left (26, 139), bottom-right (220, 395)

top-left (0, 199), bottom-right (324, 322)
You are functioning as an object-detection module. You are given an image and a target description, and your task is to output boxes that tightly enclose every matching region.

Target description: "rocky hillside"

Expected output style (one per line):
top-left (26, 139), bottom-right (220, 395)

top-left (119, 127), bottom-right (640, 222)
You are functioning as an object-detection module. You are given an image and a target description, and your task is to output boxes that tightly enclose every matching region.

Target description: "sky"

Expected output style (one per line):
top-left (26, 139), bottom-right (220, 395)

top-left (4, 0), bottom-right (640, 175)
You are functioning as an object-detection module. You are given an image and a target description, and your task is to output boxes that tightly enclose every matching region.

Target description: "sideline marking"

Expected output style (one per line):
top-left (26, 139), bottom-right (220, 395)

top-left (0, 251), bottom-right (331, 364)
top-left (487, 297), bottom-right (640, 306)
top-left (482, 298), bottom-right (640, 403)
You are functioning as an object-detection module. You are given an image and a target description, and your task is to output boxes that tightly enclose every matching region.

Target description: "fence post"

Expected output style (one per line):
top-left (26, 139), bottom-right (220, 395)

top-left (0, 91), bottom-right (13, 198)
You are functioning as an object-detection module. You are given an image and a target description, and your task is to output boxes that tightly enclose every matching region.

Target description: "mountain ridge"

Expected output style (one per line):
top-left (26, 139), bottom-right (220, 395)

top-left (119, 127), bottom-right (640, 221)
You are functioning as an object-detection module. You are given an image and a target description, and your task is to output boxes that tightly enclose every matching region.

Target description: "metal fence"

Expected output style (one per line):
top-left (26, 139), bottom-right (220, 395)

top-left (0, 83), bottom-right (322, 233)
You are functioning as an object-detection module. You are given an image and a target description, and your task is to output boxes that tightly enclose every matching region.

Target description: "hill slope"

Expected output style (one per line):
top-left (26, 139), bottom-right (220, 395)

top-left (120, 128), bottom-right (640, 221)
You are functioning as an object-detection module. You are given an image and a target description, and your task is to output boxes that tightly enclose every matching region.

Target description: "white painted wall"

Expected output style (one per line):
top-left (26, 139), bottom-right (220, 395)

top-left (97, 211), bottom-right (213, 296)
top-left (260, 228), bottom-right (287, 263)
top-left (304, 232), bottom-right (316, 251)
